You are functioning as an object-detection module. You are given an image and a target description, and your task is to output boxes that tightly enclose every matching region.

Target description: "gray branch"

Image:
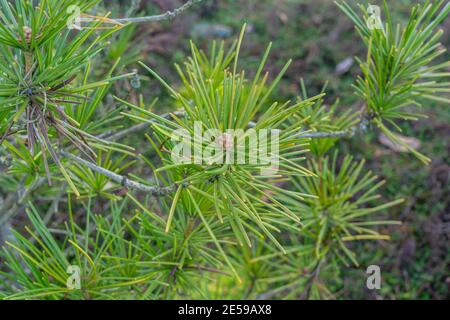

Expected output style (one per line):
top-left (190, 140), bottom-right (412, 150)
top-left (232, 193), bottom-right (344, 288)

top-left (64, 111), bottom-right (369, 195)
top-left (87, 0), bottom-right (205, 25)
top-left (61, 151), bottom-right (179, 196)
top-left (296, 117), bottom-right (370, 139)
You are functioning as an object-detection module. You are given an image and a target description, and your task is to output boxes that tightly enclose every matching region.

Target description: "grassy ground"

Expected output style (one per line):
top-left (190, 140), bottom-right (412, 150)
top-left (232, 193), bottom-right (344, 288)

top-left (126, 0), bottom-right (449, 299)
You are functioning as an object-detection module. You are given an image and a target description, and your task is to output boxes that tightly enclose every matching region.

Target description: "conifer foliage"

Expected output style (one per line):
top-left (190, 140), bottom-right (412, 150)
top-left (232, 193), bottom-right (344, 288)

top-left (0, 0), bottom-right (448, 299)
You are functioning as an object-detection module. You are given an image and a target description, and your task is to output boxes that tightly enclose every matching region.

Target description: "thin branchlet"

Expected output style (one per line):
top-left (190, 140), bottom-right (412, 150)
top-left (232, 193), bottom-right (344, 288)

top-left (108, 110), bottom-right (369, 142)
top-left (83, 0), bottom-right (205, 24)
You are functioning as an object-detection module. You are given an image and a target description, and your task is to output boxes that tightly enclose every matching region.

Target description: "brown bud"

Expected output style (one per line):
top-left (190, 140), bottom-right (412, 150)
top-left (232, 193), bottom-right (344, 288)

top-left (23, 26), bottom-right (32, 43)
